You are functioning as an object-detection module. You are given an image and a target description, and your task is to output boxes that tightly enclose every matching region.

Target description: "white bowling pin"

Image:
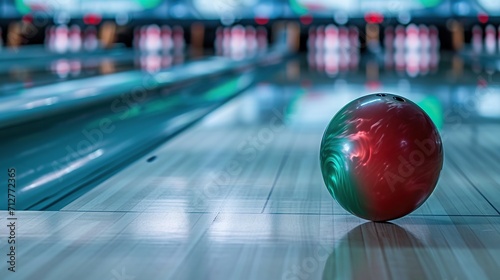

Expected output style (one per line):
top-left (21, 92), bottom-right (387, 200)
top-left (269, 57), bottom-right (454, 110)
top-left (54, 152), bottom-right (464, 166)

top-left (83, 26), bottom-right (99, 51)
top-left (230, 25), bottom-right (246, 53)
top-left (485, 24), bottom-right (496, 54)
top-left (394, 25), bottom-right (406, 50)
top-left (53, 25), bottom-right (69, 53)
top-left (384, 26), bottom-right (394, 51)
top-left (339, 26), bottom-right (349, 51)
top-left (472, 25), bottom-right (483, 54)
top-left (429, 25), bottom-right (440, 51)
top-left (161, 25), bottom-right (173, 53)
top-left (245, 26), bottom-right (258, 54)
top-left (315, 26), bottom-right (325, 51)
top-left (68, 25), bottom-right (82, 52)
top-left (405, 24), bottom-right (420, 51)
top-left (419, 24), bottom-right (430, 51)
top-left (256, 26), bottom-right (268, 50)
top-left (348, 26), bottom-right (359, 52)
top-left (307, 27), bottom-right (316, 52)
top-left (145, 25), bottom-right (161, 53)
top-left (172, 26), bottom-right (185, 53)
top-left (324, 24), bottom-right (339, 51)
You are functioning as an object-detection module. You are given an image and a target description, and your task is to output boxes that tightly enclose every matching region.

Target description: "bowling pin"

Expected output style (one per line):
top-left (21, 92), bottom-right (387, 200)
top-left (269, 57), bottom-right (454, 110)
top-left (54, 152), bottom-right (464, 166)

top-left (230, 25), bottom-right (246, 53)
top-left (338, 26), bottom-right (349, 52)
top-left (394, 25), bottom-right (406, 50)
top-left (256, 26), bottom-right (268, 51)
top-left (472, 25), bottom-right (483, 54)
top-left (161, 25), bottom-right (173, 53)
top-left (384, 26), bottom-right (394, 51)
top-left (138, 26), bottom-right (147, 51)
top-left (53, 25), bottom-right (69, 53)
top-left (315, 26), bottom-right (325, 51)
top-left (172, 26), bottom-right (185, 53)
top-left (245, 26), bottom-right (258, 55)
top-left (307, 27), bottom-right (316, 52)
top-left (324, 24), bottom-right (339, 51)
top-left (405, 24), bottom-right (420, 51)
top-left (145, 24), bottom-right (161, 53)
top-left (83, 26), bottom-right (99, 51)
top-left (419, 24), bottom-right (430, 51)
top-left (68, 25), bottom-right (82, 52)
top-left (348, 26), bottom-right (359, 52)
top-left (485, 24), bottom-right (496, 54)
top-left (45, 26), bottom-right (54, 51)
top-left (222, 27), bottom-right (231, 55)
top-left (429, 25), bottom-right (440, 51)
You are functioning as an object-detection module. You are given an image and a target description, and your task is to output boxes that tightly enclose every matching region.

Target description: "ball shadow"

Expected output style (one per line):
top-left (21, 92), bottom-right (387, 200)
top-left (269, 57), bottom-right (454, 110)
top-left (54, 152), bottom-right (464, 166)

top-left (322, 222), bottom-right (440, 279)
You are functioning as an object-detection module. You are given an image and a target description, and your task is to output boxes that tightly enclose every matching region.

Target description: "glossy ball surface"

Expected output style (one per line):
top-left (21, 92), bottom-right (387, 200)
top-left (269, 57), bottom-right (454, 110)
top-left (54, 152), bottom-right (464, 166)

top-left (320, 93), bottom-right (443, 221)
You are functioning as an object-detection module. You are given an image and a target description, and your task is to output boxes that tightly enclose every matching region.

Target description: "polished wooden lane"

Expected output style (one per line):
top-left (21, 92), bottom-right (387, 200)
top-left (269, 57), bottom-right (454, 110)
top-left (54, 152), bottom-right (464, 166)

top-left (1, 64), bottom-right (500, 279)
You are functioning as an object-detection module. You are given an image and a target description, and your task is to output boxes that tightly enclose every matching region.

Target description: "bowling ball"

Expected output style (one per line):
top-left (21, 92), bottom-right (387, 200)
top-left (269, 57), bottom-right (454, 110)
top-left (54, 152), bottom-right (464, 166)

top-left (320, 93), bottom-right (443, 221)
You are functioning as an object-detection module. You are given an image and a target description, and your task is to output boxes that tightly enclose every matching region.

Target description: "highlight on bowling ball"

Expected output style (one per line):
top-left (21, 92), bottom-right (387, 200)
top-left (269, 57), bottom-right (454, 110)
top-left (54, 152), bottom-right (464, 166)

top-left (320, 93), bottom-right (443, 222)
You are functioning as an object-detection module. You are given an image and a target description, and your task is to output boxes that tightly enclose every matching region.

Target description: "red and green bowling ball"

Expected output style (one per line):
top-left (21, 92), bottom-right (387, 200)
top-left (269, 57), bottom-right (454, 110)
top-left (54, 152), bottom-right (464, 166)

top-left (320, 93), bottom-right (443, 221)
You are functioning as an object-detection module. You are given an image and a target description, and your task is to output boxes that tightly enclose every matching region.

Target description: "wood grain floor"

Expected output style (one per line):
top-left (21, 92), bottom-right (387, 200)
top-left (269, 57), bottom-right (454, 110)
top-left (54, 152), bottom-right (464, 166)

top-left (1, 61), bottom-right (500, 280)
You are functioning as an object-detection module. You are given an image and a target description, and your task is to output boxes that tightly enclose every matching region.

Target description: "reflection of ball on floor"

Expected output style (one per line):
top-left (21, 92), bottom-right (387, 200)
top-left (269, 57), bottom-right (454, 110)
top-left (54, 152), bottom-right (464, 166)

top-left (320, 93), bottom-right (443, 221)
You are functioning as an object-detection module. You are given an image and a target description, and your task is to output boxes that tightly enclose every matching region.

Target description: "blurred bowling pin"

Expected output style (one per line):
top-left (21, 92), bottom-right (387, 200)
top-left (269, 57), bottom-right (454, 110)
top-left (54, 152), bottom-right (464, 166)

top-left (161, 25), bottom-right (173, 53)
top-left (68, 25), bottom-right (82, 52)
top-left (256, 26), bottom-right (268, 50)
top-left (307, 27), bottom-right (316, 51)
top-left (315, 26), bottom-right (325, 51)
top-left (472, 25), bottom-right (483, 54)
top-left (405, 24), bottom-right (420, 51)
top-left (338, 26), bottom-right (349, 52)
top-left (45, 26), bottom-right (54, 51)
top-left (53, 25), bottom-right (69, 53)
top-left (384, 26), bottom-right (394, 51)
top-left (419, 24), bottom-right (430, 51)
top-left (145, 25), bottom-right (161, 53)
top-left (245, 26), bottom-right (257, 54)
top-left (348, 26), bottom-right (359, 52)
top-left (429, 25), bottom-right (440, 51)
top-left (138, 26), bottom-right (147, 50)
top-left (83, 26), bottom-right (99, 51)
top-left (172, 26), bottom-right (185, 53)
top-left (230, 25), bottom-right (246, 53)
top-left (485, 24), bottom-right (496, 54)
top-left (394, 25), bottom-right (406, 50)
top-left (324, 24), bottom-right (339, 51)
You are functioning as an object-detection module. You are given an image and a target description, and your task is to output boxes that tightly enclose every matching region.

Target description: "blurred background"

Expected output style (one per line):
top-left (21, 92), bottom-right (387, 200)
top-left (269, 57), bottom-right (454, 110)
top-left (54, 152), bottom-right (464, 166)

top-left (2, 0), bottom-right (500, 52)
